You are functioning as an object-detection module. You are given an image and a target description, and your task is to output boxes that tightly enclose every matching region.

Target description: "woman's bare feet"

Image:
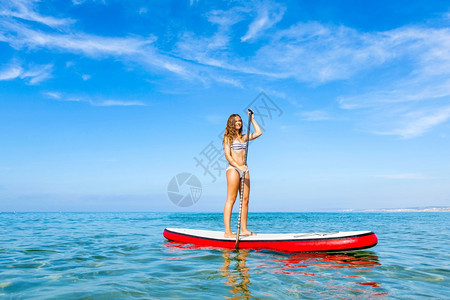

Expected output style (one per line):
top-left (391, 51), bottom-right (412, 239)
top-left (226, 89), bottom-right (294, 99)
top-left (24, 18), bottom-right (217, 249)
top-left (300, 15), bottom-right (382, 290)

top-left (224, 232), bottom-right (236, 238)
top-left (240, 230), bottom-right (257, 236)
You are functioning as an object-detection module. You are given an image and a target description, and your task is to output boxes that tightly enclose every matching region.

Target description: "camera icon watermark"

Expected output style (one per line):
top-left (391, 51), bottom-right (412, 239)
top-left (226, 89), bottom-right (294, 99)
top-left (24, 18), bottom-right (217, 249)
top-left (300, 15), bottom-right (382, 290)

top-left (167, 173), bottom-right (202, 207)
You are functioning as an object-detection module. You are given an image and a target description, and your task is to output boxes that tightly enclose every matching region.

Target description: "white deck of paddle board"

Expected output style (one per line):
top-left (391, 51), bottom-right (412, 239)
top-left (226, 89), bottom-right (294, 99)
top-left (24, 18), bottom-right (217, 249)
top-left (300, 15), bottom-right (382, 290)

top-left (166, 228), bottom-right (371, 241)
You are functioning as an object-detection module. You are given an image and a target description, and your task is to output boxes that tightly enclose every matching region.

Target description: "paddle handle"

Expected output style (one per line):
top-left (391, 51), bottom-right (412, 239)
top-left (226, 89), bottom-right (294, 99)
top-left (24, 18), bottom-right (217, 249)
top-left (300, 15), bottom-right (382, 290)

top-left (234, 172), bottom-right (246, 250)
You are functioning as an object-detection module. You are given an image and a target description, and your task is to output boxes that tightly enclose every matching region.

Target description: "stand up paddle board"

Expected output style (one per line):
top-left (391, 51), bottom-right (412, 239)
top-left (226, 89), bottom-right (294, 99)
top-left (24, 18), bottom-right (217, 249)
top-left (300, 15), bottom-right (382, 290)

top-left (163, 228), bottom-right (378, 252)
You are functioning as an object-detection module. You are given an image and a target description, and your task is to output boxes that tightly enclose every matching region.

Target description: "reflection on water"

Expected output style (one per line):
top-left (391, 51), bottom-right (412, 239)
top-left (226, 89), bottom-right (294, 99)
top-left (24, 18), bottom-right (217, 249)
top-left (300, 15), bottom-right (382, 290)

top-left (221, 249), bottom-right (252, 299)
top-left (218, 248), bottom-right (386, 299)
top-left (258, 251), bottom-right (381, 274)
top-left (165, 241), bottom-right (387, 298)
top-left (259, 251), bottom-right (386, 298)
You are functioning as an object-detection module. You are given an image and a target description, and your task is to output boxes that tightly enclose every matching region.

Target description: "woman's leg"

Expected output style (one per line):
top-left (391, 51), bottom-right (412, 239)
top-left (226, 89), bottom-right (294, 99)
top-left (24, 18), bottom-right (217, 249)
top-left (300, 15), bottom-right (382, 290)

top-left (239, 172), bottom-right (253, 235)
top-left (224, 169), bottom-right (240, 237)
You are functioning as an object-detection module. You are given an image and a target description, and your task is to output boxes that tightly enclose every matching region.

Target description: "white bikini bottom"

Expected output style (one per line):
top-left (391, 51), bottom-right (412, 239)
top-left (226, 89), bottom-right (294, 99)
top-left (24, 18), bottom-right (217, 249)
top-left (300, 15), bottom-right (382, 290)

top-left (226, 165), bottom-right (249, 178)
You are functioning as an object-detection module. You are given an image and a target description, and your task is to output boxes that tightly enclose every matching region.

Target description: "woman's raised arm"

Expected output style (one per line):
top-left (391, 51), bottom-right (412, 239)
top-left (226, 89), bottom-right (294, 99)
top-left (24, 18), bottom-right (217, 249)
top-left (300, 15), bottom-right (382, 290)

top-left (247, 113), bottom-right (262, 141)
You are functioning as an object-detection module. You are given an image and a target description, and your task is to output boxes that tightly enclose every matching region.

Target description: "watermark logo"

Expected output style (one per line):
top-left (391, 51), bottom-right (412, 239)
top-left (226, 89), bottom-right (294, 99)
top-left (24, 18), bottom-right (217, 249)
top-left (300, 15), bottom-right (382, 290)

top-left (167, 173), bottom-right (202, 207)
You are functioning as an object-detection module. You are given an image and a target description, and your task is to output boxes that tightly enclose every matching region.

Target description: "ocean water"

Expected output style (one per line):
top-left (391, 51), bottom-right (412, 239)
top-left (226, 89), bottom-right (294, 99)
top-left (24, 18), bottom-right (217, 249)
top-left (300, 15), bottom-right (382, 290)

top-left (0, 212), bottom-right (449, 299)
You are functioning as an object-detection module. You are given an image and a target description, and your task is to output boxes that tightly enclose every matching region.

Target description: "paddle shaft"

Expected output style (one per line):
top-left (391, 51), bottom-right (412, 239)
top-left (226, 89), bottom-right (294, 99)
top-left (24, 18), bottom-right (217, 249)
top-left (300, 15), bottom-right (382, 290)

top-left (235, 110), bottom-right (253, 250)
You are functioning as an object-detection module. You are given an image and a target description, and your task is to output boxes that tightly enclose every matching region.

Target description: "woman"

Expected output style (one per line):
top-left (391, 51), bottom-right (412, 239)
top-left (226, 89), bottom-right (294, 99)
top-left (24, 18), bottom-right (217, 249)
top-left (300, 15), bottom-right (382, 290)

top-left (223, 110), bottom-right (262, 238)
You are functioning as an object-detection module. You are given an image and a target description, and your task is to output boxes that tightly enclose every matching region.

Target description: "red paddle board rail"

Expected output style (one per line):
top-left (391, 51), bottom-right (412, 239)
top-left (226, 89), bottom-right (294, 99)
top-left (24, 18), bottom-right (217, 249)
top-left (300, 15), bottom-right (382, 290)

top-left (163, 229), bottom-right (378, 252)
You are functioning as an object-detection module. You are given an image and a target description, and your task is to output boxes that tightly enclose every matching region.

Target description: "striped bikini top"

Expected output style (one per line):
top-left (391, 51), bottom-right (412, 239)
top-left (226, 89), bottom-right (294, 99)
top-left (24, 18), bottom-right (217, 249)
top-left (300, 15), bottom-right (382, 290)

top-left (230, 140), bottom-right (247, 151)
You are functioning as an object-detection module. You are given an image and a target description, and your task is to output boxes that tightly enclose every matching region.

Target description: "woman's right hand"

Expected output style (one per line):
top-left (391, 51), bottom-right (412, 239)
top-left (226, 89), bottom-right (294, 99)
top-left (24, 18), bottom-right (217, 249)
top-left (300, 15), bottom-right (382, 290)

top-left (239, 165), bottom-right (248, 172)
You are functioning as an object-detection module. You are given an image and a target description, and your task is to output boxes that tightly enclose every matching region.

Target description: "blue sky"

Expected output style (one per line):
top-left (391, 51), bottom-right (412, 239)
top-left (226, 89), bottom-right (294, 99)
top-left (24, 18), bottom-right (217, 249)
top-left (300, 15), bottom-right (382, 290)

top-left (1, 0), bottom-right (449, 212)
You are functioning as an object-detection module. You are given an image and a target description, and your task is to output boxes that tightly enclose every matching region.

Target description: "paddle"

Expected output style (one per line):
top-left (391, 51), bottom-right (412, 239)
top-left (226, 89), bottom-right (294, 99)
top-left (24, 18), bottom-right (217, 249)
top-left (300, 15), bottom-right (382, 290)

top-left (235, 109), bottom-right (253, 250)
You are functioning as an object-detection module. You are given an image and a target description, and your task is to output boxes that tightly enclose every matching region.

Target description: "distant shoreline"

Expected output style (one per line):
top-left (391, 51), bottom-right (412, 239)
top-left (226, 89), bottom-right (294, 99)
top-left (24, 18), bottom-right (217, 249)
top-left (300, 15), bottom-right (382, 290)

top-left (340, 207), bottom-right (450, 212)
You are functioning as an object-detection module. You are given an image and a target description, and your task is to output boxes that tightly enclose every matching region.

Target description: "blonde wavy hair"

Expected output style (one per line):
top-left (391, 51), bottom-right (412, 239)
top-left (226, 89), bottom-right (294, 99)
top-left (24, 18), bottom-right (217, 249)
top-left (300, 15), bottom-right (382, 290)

top-left (223, 114), bottom-right (243, 145)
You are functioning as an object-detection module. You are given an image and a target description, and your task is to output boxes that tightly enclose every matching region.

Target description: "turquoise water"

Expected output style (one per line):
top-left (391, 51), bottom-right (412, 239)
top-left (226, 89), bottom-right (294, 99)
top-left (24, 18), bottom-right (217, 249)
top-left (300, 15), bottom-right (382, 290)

top-left (1, 212), bottom-right (449, 299)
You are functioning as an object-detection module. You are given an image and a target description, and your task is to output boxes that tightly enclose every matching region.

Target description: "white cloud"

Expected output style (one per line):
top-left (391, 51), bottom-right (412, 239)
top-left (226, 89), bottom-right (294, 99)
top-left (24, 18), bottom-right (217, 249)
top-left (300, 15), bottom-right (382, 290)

top-left (210, 75), bottom-right (243, 88)
top-left (24, 64), bottom-right (53, 84)
top-left (338, 79), bottom-right (450, 110)
top-left (13, 26), bottom-right (153, 56)
top-left (0, 62), bottom-right (52, 84)
top-left (176, 6), bottom-right (248, 63)
top-left (176, 32), bottom-right (230, 70)
top-left (249, 22), bottom-right (396, 83)
top-left (0, 64), bottom-right (22, 80)
top-left (374, 106), bottom-right (450, 139)
top-left (42, 91), bottom-right (82, 102)
top-left (241, 3), bottom-right (285, 42)
top-left (0, 19), bottom-right (194, 78)
top-left (91, 100), bottom-right (146, 107)
top-left (206, 5), bottom-right (254, 31)
top-left (43, 91), bottom-right (147, 107)
top-left (43, 91), bottom-right (62, 99)
top-left (0, 0), bottom-right (73, 28)
top-left (333, 26), bottom-right (450, 138)
top-left (81, 74), bottom-right (91, 81)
